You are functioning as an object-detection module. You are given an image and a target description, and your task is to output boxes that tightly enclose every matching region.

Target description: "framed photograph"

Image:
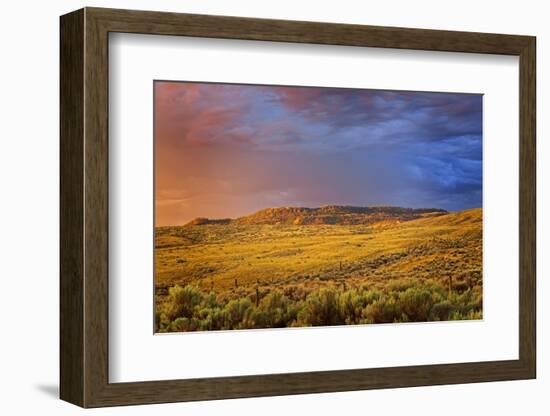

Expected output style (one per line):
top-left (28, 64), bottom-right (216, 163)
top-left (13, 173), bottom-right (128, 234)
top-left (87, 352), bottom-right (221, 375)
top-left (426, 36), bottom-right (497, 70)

top-left (60, 7), bottom-right (536, 407)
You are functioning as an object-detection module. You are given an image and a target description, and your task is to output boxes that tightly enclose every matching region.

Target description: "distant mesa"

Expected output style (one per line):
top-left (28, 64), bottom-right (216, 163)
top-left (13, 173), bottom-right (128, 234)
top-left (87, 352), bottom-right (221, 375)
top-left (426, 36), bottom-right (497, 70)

top-left (185, 205), bottom-right (447, 226)
top-left (186, 217), bottom-right (232, 226)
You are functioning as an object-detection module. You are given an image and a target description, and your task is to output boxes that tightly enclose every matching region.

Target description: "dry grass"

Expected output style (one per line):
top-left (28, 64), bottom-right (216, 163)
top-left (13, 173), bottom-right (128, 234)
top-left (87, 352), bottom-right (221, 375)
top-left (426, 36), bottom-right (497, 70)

top-left (155, 208), bottom-right (482, 332)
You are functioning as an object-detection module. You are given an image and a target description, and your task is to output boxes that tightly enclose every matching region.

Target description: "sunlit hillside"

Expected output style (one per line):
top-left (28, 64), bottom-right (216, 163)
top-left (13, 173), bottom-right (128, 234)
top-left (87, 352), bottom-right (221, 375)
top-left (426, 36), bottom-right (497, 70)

top-left (155, 207), bottom-right (482, 332)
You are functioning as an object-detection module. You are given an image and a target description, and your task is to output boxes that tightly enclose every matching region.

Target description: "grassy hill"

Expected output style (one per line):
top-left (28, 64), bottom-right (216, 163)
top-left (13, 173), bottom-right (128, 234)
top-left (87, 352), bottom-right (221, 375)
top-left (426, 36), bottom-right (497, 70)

top-left (155, 207), bottom-right (482, 332)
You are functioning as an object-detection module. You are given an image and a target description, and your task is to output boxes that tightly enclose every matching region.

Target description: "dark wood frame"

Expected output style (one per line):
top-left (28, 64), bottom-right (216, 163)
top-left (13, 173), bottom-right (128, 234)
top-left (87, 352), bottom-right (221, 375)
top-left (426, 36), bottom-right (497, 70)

top-left (60, 7), bottom-right (536, 408)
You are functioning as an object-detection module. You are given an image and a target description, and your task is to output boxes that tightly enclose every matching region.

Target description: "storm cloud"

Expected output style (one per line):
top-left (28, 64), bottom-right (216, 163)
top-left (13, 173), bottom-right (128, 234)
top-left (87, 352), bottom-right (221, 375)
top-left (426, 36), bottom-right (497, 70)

top-left (155, 81), bottom-right (482, 226)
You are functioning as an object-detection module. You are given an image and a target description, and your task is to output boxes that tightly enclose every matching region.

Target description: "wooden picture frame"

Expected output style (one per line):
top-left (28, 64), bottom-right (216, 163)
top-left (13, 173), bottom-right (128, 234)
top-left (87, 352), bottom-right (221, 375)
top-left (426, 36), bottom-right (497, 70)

top-left (60, 7), bottom-right (536, 408)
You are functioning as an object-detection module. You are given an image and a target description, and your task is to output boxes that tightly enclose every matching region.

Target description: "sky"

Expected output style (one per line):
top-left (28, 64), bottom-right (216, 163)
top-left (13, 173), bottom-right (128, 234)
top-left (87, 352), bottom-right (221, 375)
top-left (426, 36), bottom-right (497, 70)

top-left (155, 81), bottom-right (482, 226)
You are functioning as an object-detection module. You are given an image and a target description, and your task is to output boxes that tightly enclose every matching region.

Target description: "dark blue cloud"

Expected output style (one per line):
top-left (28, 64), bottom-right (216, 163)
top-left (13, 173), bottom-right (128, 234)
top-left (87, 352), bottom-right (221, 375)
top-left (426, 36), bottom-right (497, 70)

top-left (254, 87), bottom-right (483, 212)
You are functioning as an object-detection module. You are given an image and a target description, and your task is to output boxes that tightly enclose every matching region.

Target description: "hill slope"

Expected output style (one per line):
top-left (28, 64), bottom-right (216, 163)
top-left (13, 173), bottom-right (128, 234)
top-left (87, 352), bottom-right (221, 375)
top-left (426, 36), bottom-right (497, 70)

top-left (156, 208), bottom-right (482, 331)
top-left (158, 208), bottom-right (481, 292)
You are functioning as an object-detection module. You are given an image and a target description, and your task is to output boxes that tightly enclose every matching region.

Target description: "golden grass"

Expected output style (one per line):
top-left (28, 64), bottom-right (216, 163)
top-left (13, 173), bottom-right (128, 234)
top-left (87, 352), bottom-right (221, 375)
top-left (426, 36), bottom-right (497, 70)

top-left (155, 208), bottom-right (482, 294)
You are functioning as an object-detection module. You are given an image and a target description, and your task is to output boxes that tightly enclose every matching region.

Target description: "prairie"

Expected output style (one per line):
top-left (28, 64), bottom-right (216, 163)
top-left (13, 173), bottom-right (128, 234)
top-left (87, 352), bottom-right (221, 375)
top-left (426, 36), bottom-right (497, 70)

top-left (155, 207), bottom-right (482, 332)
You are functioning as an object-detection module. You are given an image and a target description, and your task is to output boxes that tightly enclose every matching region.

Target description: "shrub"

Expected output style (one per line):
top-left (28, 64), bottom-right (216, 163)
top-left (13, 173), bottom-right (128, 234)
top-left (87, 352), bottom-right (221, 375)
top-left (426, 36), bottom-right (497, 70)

top-left (155, 278), bottom-right (482, 331)
top-left (448, 309), bottom-right (482, 321)
top-left (298, 288), bottom-right (342, 326)
top-left (202, 292), bottom-right (219, 308)
top-left (196, 307), bottom-right (227, 331)
top-left (337, 290), bottom-right (361, 324)
top-left (362, 297), bottom-right (402, 323)
top-left (223, 298), bottom-right (253, 329)
top-left (242, 307), bottom-right (268, 328)
top-left (337, 289), bottom-right (380, 324)
top-left (257, 291), bottom-right (295, 327)
top-left (163, 285), bottom-right (203, 321)
top-left (398, 288), bottom-right (434, 321)
top-left (170, 317), bottom-right (201, 332)
top-left (430, 301), bottom-right (455, 321)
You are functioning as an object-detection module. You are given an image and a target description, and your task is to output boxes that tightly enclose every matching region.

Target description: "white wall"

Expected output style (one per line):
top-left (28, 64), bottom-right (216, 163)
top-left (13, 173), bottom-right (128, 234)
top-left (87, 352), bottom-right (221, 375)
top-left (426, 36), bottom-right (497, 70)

top-left (0, 0), bottom-right (545, 414)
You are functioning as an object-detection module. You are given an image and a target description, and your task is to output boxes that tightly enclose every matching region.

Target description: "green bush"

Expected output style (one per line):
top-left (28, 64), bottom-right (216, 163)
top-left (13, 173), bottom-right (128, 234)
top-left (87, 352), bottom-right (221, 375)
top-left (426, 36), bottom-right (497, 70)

top-left (298, 288), bottom-right (342, 326)
top-left (155, 279), bottom-right (482, 332)
top-left (170, 317), bottom-right (201, 332)
top-left (430, 301), bottom-right (455, 321)
top-left (257, 291), bottom-right (295, 328)
top-left (224, 298), bottom-right (253, 329)
top-left (363, 297), bottom-right (402, 323)
top-left (398, 288), bottom-right (434, 321)
top-left (196, 307), bottom-right (227, 331)
top-left (337, 289), bottom-right (380, 324)
top-left (163, 285), bottom-right (203, 321)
